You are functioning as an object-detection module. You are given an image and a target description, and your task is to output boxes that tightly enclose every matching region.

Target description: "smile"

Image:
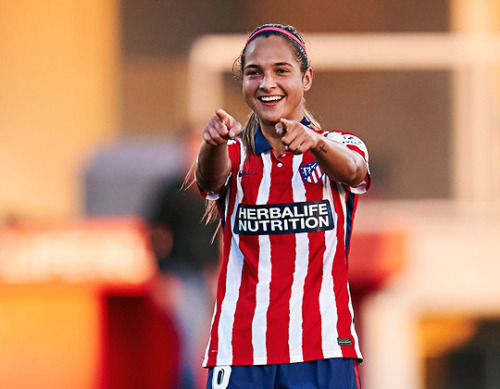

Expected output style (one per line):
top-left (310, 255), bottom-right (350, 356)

top-left (259, 96), bottom-right (284, 102)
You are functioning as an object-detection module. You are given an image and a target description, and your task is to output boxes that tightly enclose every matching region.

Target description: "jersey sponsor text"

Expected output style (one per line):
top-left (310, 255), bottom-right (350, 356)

top-left (234, 200), bottom-right (334, 235)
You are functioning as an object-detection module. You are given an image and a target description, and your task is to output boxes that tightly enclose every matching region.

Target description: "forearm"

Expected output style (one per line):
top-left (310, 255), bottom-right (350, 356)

top-left (311, 135), bottom-right (367, 187)
top-left (196, 141), bottom-right (232, 193)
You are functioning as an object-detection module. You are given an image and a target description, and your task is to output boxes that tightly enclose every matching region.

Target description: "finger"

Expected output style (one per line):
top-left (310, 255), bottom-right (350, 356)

top-left (215, 109), bottom-right (231, 127)
top-left (293, 142), bottom-right (306, 154)
top-left (202, 117), bottom-right (229, 145)
top-left (229, 121), bottom-right (243, 139)
top-left (276, 118), bottom-right (296, 135)
top-left (210, 115), bottom-right (230, 137)
top-left (282, 135), bottom-right (308, 154)
top-left (208, 125), bottom-right (229, 145)
top-left (202, 130), bottom-right (219, 146)
top-left (280, 118), bottom-right (294, 128)
top-left (288, 141), bottom-right (303, 154)
top-left (276, 120), bottom-right (289, 135)
top-left (281, 118), bottom-right (295, 132)
top-left (216, 109), bottom-right (242, 139)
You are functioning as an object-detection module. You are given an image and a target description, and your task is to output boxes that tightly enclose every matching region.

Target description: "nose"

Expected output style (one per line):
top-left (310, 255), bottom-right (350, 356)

top-left (259, 72), bottom-right (276, 90)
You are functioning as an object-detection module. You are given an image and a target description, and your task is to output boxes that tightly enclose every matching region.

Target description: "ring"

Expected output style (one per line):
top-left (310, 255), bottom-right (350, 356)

top-left (296, 144), bottom-right (301, 150)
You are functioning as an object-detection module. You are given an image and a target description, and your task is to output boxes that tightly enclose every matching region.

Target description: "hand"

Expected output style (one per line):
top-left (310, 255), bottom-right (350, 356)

top-left (202, 109), bottom-right (242, 146)
top-left (275, 118), bottom-right (319, 154)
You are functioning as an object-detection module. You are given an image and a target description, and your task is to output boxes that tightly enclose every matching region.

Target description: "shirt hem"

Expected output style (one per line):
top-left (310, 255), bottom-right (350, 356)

top-left (202, 350), bottom-right (363, 367)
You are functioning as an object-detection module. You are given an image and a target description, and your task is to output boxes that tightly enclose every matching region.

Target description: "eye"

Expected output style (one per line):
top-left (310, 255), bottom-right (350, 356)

top-left (244, 70), bottom-right (260, 77)
top-left (276, 67), bottom-right (290, 75)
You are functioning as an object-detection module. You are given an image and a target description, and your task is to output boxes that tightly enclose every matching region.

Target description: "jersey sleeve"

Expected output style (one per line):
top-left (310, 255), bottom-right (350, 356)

top-left (326, 131), bottom-right (371, 194)
top-left (196, 139), bottom-right (241, 201)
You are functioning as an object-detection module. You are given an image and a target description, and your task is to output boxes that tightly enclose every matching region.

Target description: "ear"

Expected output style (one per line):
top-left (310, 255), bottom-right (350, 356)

top-left (302, 67), bottom-right (313, 91)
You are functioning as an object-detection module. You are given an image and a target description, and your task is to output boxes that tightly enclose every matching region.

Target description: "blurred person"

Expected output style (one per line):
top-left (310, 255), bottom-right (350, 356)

top-left (194, 24), bottom-right (371, 389)
top-left (144, 131), bottom-right (220, 389)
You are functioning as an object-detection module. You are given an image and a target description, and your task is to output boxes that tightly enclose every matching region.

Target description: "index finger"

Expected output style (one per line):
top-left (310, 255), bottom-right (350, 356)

top-left (276, 118), bottom-right (295, 135)
top-left (275, 119), bottom-right (287, 135)
top-left (215, 109), bottom-right (231, 127)
top-left (216, 109), bottom-right (242, 139)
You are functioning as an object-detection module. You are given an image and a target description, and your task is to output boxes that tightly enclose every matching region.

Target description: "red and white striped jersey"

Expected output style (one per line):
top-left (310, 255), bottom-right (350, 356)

top-left (200, 123), bottom-right (370, 367)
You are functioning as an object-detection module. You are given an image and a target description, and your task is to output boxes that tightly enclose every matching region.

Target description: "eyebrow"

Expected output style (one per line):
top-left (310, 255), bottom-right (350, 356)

top-left (244, 62), bottom-right (293, 69)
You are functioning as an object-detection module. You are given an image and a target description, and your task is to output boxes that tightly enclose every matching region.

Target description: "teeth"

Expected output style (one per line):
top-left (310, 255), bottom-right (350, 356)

top-left (260, 96), bottom-right (283, 102)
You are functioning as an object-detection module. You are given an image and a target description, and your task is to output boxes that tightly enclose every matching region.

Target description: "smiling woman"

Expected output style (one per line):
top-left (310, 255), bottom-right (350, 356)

top-left (193, 23), bottom-right (370, 389)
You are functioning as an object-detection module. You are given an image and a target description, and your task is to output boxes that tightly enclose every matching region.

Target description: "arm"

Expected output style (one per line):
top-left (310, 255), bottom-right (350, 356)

top-left (196, 109), bottom-right (242, 193)
top-left (311, 135), bottom-right (367, 187)
top-left (277, 119), bottom-right (368, 187)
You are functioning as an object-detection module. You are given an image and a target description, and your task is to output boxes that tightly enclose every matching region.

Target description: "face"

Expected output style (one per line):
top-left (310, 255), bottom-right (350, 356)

top-left (242, 35), bottom-right (313, 130)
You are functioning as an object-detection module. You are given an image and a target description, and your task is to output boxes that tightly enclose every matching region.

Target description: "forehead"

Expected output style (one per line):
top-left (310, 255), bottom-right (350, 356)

top-left (244, 35), bottom-right (298, 66)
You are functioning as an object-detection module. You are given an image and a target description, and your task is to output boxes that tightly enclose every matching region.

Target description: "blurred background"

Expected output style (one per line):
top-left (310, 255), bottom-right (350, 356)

top-left (1, 0), bottom-right (500, 388)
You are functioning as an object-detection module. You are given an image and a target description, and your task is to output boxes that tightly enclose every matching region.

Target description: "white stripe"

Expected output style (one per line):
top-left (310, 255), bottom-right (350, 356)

top-left (251, 151), bottom-right (272, 364)
top-left (311, 169), bottom-right (318, 184)
top-left (289, 155), bottom-right (307, 361)
top-left (319, 179), bottom-right (339, 354)
top-left (347, 283), bottom-right (363, 357)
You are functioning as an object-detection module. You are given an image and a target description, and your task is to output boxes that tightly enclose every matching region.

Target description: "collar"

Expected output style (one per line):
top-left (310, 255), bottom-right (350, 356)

top-left (254, 117), bottom-right (312, 155)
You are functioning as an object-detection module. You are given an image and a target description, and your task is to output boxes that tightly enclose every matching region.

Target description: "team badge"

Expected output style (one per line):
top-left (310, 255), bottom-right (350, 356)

top-left (300, 161), bottom-right (324, 184)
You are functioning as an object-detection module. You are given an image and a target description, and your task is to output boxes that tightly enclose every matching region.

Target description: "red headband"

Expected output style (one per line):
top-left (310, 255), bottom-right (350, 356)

top-left (246, 26), bottom-right (307, 55)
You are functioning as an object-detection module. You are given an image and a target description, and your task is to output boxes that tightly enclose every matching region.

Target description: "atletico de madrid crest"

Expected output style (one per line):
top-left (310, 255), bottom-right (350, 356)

top-left (300, 161), bottom-right (324, 184)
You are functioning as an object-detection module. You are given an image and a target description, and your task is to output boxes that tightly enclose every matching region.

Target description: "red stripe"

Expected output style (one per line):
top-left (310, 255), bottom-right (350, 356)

top-left (302, 172), bottom-right (326, 360)
top-left (265, 153), bottom-right (295, 363)
top-left (267, 233), bottom-right (295, 363)
top-left (205, 245), bottom-right (227, 365)
top-left (354, 360), bottom-right (362, 389)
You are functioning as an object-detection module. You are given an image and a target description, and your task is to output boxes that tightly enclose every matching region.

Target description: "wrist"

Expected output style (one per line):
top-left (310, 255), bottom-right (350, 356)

top-left (313, 137), bottom-right (327, 154)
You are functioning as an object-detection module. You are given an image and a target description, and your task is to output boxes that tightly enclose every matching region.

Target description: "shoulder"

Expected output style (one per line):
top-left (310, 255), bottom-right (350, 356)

top-left (326, 130), bottom-right (368, 157)
top-left (325, 129), bottom-right (362, 143)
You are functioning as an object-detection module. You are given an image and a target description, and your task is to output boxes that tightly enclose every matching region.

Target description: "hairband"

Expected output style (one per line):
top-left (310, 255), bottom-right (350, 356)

top-left (246, 26), bottom-right (307, 55)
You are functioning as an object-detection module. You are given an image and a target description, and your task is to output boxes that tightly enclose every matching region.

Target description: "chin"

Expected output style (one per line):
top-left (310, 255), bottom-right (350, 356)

top-left (258, 110), bottom-right (284, 123)
top-left (260, 116), bottom-right (280, 126)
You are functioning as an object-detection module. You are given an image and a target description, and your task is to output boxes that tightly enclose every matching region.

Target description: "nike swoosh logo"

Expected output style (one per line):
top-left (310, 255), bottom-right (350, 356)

top-left (238, 172), bottom-right (258, 177)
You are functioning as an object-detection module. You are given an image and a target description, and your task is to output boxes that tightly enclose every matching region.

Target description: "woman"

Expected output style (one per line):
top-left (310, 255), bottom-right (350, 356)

top-left (196, 24), bottom-right (370, 389)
